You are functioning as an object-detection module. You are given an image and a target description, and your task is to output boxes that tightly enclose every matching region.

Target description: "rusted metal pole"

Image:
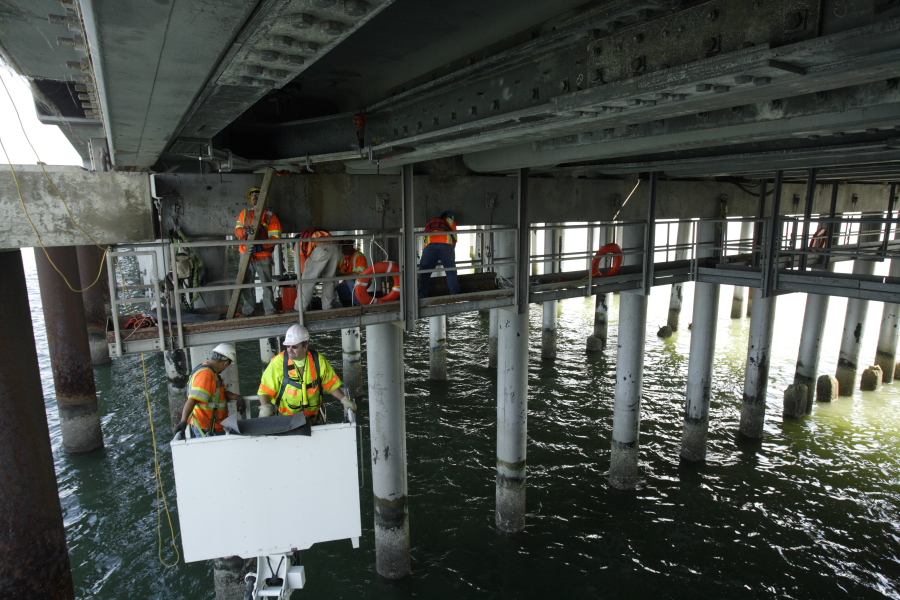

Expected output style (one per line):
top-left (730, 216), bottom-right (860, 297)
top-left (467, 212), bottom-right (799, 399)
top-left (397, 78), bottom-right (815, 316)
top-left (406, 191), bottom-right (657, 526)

top-left (76, 245), bottom-right (111, 364)
top-left (35, 246), bottom-right (104, 453)
top-left (0, 249), bottom-right (75, 598)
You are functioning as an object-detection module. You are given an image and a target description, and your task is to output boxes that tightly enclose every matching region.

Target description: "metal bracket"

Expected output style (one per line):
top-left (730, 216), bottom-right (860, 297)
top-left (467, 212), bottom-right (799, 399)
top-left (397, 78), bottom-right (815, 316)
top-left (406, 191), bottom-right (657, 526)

top-left (375, 193), bottom-right (388, 212)
top-left (486, 193), bottom-right (498, 209)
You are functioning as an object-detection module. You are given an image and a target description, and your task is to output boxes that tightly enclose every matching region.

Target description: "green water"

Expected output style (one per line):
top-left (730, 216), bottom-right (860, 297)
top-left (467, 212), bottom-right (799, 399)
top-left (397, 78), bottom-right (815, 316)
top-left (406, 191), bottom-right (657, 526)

top-left (24, 252), bottom-right (900, 599)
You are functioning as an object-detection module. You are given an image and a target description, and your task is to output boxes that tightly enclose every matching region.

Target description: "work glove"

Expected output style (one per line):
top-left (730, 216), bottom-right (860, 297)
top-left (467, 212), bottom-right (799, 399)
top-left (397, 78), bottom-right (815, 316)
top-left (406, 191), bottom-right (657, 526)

top-left (173, 420), bottom-right (187, 435)
top-left (236, 396), bottom-right (247, 415)
top-left (246, 225), bottom-right (255, 236)
top-left (258, 403), bottom-right (276, 418)
top-left (340, 395), bottom-right (357, 413)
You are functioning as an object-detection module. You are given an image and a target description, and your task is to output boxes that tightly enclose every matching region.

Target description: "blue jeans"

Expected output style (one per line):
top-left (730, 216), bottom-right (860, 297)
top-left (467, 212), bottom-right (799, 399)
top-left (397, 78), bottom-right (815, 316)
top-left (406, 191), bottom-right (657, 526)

top-left (418, 243), bottom-right (460, 298)
top-left (335, 281), bottom-right (362, 306)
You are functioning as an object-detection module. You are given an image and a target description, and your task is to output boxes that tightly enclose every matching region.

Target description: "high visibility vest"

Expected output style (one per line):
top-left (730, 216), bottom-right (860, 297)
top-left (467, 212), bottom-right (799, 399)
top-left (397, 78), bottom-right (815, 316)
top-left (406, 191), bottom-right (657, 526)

top-left (235, 209), bottom-right (282, 259)
top-left (424, 216), bottom-right (457, 246)
top-left (297, 228), bottom-right (333, 271)
top-left (187, 363), bottom-right (228, 436)
top-left (339, 250), bottom-right (368, 279)
top-left (258, 351), bottom-right (341, 417)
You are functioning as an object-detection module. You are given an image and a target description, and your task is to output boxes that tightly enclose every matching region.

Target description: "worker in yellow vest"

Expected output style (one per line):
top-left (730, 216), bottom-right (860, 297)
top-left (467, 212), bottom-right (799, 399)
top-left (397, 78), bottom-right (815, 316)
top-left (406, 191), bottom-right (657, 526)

top-left (257, 324), bottom-right (356, 424)
top-left (173, 343), bottom-right (246, 437)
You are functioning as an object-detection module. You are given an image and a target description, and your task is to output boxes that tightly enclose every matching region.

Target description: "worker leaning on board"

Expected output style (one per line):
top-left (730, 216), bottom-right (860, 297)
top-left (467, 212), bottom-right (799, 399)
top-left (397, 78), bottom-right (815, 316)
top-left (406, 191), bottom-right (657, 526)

top-left (256, 324), bottom-right (356, 424)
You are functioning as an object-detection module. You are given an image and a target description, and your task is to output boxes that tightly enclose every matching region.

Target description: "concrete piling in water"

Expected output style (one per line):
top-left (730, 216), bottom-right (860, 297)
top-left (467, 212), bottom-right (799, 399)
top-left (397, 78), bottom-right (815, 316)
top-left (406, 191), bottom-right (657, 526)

top-left (541, 224), bottom-right (563, 361)
top-left (496, 309), bottom-right (529, 532)
top-left (213, 556), bottom-right (247, 600)
top-left (730, 221), bottom-right (754, 319)
top-left (791, 284), bottom-right (830, 414)
top-left (0, 250), bottom-right (75, 598)
top-left (342, 328), bottom-right (363, 395)
top-left (817, 375), bottom-right (839, 402)
top-left (259, 337), bottom-right (278, 367)
top-left (610, 225), bottom-right (648, 490)
top-left (860, 365), bottom-right (883, 391)
top-left (35, 246), bottom-right (104, 453)
top-left (667, 221), bottom-right (692, 331)
top-left (366, 323), bottom-right (409, 578)
top-left (874, 258), bottom-right (900, 383)
top-left (76, 245), bottom-right (111, 365)
top-left (586, 292), bottom-right (610, 352)
top-left (488, 310), bottom-right (499, 368)
top-left (783, 383), bottom-right (808, 419)
top-left (836, 259), bottom-right (877, 396)
top-left (680, 221), bottom-right (720, 462)
top-left (429, 316), bottom-right (447, 380)
top-left (739, 288), bottom-right (778, 439)
top-left (164, 349), bottom-right (190, 427)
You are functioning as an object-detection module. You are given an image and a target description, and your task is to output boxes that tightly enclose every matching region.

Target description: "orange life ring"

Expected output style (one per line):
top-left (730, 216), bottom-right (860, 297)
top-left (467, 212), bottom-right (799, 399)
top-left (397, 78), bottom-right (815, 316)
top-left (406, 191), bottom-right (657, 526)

top-left (355, 261), bottom-right (401, 304)
top-left (591, 243), bottom-right (624, 278)
top-left (809, 227), bottom-right (828, 249)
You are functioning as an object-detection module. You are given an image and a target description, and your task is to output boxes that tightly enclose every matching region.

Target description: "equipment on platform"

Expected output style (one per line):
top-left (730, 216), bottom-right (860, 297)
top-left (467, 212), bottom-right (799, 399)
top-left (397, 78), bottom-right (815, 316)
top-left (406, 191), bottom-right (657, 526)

top-left (355, 261), bottom-right (400, 304)
top-left (591, 243), bottom-right (624, 278)
top-left (171, 410), bottom-right (361, 600)
top-left (212, 343), bottom-right (237, 363)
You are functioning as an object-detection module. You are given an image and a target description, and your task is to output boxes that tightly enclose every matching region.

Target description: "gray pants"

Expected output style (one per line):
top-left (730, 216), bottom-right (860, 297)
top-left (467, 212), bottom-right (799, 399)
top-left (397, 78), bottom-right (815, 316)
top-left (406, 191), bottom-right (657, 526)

top-left (297, 244), bottom-right (340, 311)
top-left (241, 256), bottom-right (276, 315)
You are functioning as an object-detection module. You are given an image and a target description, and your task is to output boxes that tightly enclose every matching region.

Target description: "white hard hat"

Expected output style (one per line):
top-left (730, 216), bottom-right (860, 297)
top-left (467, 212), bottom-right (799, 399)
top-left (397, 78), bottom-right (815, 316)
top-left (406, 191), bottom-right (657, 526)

top-left (284, 324), bottom-right (309, 346)
top-left (212, 343), bottom-right (237, 363)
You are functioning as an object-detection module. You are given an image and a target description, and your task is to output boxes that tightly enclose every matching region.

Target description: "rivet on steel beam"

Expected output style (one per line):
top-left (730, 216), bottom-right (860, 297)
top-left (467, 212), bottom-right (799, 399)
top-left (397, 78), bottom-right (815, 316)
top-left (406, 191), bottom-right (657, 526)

top-left (696, 83), bottom-right (712, 92)
top-left (627, 124), bottom-right (639, 131)
top-left (268, 69), bottom-right (289, 79)
top-left (633, 33), bottom-right (643, 43)
top-left (753, 76), bottom-right (771, 85)
top-left (80, 101), bottom-right (94, 109)
top-left (345, 0), bottom-right (368, 16)
top-left (469, 106), bottom-right (477, 116)
top-left (713, 84), bottom-right (729, 93)
top-left (655, 93), bottom-right (670, 101)
top-left (592, 44), bottom-right (602, 55)
top-left (258, 51), bottom-right (280, 62)
top-left (603, 127), bottom-right (615, 136)
top-left (637, 9), bottom-right (652, 21)
top-left (48, 13), bottom-right (78, 28)
top-left (785, 11), bottom-right (804, 29)
top-left (589, 69), bottom-right (603, 83)
top-left (238, 76), bottom-right (262, 86)
top-left (643, 99), bottom-right (656, 106)
top-left (602, 106), bottom-right (623, 113)
top-left (697, 112), bottom-right (710, 120)
top-left (531, 88), bottom-right (540, 100)
top-left (56, 37), bottom-right (75, 46)
top-left (282, 54), bottom-right (305, 65)
top-left (247, 65), bottom-right (265, 75)
top-left (290, 13), bottom-right (316, 28)
top-left (77, 93), bottom-right (90, 100)
top-left (705, 37), bottom-right (718, 52)
top-left (318, 20), bottom-right (344, 35)
top-left (814, 91), bottom-right (827, 101)
top-left (631, 57), bottom-right (644, 70)
top-left (296, 41), bottom-right (320, 53)
top-left (732, 106), bottom-right (744, 116)
top-left (734, 75), bottom-right (753, 84)
top-left (672, 93), bottom-right (687, 101)
top-left (559, 79), bottom-right (570, 92)
top-left (626, 98), bottom-right (641, 106)
top-left (707, 10), bottom-right (718, 20)
top-left (491, 100), bottom-right (500, 110)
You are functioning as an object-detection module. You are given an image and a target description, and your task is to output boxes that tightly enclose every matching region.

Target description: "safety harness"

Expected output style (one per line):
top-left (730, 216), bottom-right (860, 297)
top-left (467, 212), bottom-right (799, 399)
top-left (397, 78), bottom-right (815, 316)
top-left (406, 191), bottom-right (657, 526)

top-left (275, 349), bottom-right (323, 415)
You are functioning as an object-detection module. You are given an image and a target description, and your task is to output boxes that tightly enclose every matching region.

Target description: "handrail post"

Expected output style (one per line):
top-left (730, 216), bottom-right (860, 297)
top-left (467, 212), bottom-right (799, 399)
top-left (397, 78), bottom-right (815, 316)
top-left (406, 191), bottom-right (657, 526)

top-left (515, 168), bottom-right (530, 314)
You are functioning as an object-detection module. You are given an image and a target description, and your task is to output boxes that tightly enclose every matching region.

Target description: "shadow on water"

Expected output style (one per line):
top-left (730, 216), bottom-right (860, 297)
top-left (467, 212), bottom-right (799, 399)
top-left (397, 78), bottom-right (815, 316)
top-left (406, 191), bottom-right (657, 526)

top-left (21, 249), bottom-right (900, 600)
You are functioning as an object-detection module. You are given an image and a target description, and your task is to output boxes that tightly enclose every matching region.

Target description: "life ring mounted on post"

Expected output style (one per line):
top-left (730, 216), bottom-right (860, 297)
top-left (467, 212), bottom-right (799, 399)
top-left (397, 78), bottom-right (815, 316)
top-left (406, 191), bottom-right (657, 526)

top-left (809, 227), bottom-right (829, 250)
top-left (591, 243), bottom-right (624, 278)
top-left (355, 261), bottom-right (401, 304)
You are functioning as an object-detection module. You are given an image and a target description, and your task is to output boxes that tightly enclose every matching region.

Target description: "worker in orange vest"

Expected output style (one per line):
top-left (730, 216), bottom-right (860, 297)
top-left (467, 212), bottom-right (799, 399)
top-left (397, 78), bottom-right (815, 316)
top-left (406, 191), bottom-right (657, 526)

top-left (418, 211), bottom-right (460, 297)
top-left (334, 242), bottom-right (368, 306)
top-left (172, 343), bottom-right (245, 437)
top-left (235, 186), bottom-right (283, 316)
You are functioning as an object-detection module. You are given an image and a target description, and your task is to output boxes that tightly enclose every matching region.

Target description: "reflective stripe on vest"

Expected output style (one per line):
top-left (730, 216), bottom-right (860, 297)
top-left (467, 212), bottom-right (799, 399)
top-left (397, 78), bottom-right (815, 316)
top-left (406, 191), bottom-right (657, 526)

top-left (275, 349), bottom-right (323, 416)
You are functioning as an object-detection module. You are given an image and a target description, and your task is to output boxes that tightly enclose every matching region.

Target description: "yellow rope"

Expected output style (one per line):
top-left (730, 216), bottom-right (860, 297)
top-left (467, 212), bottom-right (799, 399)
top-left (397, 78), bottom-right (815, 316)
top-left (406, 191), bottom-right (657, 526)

top-left (0, 72), bottom-right (108, 292)
top-left (126, 354), bottom-right (180, 568)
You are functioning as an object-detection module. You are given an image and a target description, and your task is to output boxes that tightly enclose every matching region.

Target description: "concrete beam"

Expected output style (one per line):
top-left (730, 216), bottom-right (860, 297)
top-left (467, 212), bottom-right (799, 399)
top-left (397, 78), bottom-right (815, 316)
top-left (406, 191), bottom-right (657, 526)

top-left (0, 167), bottom-right (153, 248)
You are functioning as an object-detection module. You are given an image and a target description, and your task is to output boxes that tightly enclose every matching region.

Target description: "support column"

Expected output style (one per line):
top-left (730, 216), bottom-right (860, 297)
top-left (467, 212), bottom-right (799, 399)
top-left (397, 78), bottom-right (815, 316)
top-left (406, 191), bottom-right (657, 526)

top-left (730, 221), bottom-right (754, 319)
top-left (488, 227), bottom-right (516, 369)
top-left (0, 250), bottom-right (75, 598)
top-left (680, 221), bottom-right (720, 461)
top-left (836, 259), bottom-right (878, 396)
top-left (259, 337), bottom-right (278, 367)
top-left (875, 258), bottom-right (900, 383)
top-left (668, 221), bottom-right (692, 331)
top-left (76, 245), bottom-right (110, 364)
top-left (739, 288), bottom-right (778, 439)
top-left (792, 287), bottom-right (830, 412)
top-left (35, 246), bottom-right (103, 453)
top-left (541, 225), bottom-right (563, 360)
top-left (488, 310), bottom-right (498, 368)
top-left (429, 316), bottom-right (447, 380)
top-left (341, 328), bottom-right (363, 395)
top-left (164, 349), bottom-right (190, 427)
top-left (496, 309), bottom-right (528, 532)
top-left (609, 225), bottom-right (648, 490)
top-left (367, 323), bottom-right (409, 578)
top-left (586, 293), bottom-right (610, 352)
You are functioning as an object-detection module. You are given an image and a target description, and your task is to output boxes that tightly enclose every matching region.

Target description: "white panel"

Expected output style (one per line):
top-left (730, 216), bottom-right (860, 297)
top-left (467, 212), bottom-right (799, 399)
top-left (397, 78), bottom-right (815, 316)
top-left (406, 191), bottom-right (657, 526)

top-left (171, 423), bottom-right (362, 562)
